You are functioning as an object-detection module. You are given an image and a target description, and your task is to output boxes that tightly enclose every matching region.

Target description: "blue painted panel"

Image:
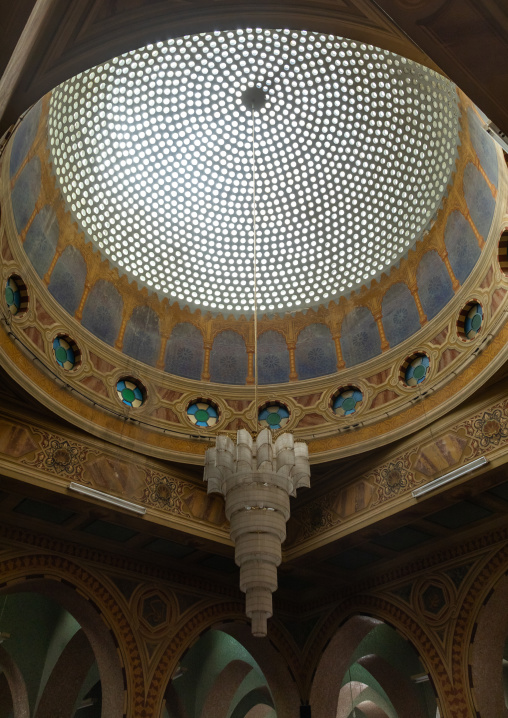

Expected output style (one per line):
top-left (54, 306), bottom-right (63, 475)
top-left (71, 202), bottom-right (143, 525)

top-left (122, 305), bottom-right (161, 366)
top-left (382, 283), bottom-right (421, 347)
top-left (467, 107), bottom-right (498, 188)
top-left (258, 330), bottom-right (290, 384)
top-left (417, 250), bottom-right (454, 320)
top-left (463, 162), bottom-right (495, 242)
top-left (444, 210), bottom-right (481, 284)
top-left (82, 280), bottom-right (123, 346)
top-left (10, 100), bottom-right (42, 178)
top-left (340, 306), bottom-right (382, 367)
top-left (164, 323), bottom-right (204, 380)
top-left (295, 324), bottom-right (336, 379)
top-left (23, 205), bottom-right (59, 278)
top-left (209, 330), bottom-right (248, 385)
top-left (11, 156), bottom-right (41, 233)
top-left (48, 246), bottom-right (87, 316)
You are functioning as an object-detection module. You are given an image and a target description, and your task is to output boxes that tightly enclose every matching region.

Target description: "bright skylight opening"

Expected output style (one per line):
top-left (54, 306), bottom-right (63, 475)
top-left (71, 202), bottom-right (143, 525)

top-left (48, 28), bottom-right (459, 315)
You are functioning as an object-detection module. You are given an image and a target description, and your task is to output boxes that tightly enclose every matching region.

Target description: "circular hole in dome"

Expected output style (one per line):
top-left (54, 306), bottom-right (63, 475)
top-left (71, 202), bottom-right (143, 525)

top-left (400, 352), bottom-right (430, 388)
top-left (5, 275), bottom-right (28, 317)
top-left (186, 398), bottom-right (219, 428)
top-left (52, 334), bottom-right (81, 371)
top-left (457, 300), bottom-right (483, 341)
top-left (331, 385), bottom-right (363, 417)
top-left (258, 401), bottom-right (290, 431)
top-left (116, 376), bottom-right (146, 408)
top-left (498, 230), bottom-right (508, 277)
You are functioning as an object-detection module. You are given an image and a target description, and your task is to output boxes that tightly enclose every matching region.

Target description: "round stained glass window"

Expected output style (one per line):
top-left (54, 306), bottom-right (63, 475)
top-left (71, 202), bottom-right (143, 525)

top-left (117, 377), bottom-right (145, 408)
top-left (187, 400), bottom-right (219, 428)
top-left (53, 335), bottom-right (80, 371)
top-left (458, 301), bottom-right (483, 340)
top-left (401, 353), bottom-right (430, 387)
top-left (48, 29), bottom-right (459, 317)
top-left (5, 275), bottom-right (28, 316)
top-left (258, 402), bottom-right (290, 431)
top-left (332, 386), bottom-right (363, 416)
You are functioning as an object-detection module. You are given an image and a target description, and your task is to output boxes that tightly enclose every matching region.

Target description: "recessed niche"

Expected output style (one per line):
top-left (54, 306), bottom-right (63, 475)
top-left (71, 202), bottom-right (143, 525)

top-left (400, 352), bottom-right (430, 387)
top-left (258, 402), bottom-right (290, 431)
top-left (457, 300), bottom-right (483, 341)
top-left (52, 334), bottom-right (81, 371)
top-left (186, 399), bottom-right (219, 428)
top-left (331, 386), bottom-right (363, 417)
top-left (116, 377), bottom-right (146, 408)
top-left (5, 275), bottom-right (28, 316)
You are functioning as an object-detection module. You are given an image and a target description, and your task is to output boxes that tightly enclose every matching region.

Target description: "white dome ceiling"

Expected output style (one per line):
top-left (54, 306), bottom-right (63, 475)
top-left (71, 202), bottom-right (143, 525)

top-left (48, 28), bottom-right (460, 316)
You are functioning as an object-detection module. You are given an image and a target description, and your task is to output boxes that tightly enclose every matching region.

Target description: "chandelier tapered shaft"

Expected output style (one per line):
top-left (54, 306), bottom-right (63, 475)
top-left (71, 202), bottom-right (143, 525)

top-left (204, 428), bottom-right (310, 636)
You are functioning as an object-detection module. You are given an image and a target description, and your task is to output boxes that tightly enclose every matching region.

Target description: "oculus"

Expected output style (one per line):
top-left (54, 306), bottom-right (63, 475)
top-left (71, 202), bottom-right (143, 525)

top-left (117, 377), bottom-right (145, 408)
top-left (332, 386), bottom-right (363, 416)
top-left (258, 402), bottom-right (290, 430)
top-left (401, 352), bottom-right (430, 387)
top-left (52, 335), bottom-right (80, 371)
top-left (187, 399), bottom-right (219, 428)
top-left (5, 275), bottom-right (28, 316)
top-left (457, 301), bottom-right (483, 340)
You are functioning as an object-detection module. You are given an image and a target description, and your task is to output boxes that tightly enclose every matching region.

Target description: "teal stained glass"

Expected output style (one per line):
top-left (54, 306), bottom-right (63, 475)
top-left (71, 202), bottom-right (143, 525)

top-left (187, 401), bottom-right (218, 428)
top-left (117, 378), bottom-right (144, 408)
top-left (404, 354), bottom-right (430, 386)
top-left (5, 277), bottom-right (21, 315)
top-left (258, 403), bottom-right (290, 431)
top-left (464, 303), bottom-right (483, 339)
top-left (332, 388), bottom-right (363, 416)
top-left (52, 336), bottom-right (77, 370)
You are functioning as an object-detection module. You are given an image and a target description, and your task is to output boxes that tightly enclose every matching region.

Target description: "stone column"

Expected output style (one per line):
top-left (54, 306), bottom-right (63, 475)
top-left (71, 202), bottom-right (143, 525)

top-left (372, 309), bottom-right (390, 352)
top-left (74, 280), bottom-right (92, 321)
top-left (287, 342), bottom-right (298, 381)
top-left (438, 248), bottom-right (460, 292)
top-left (408, 280), bottom-right (427, 326)
top-left (201, 341), bottom-right (212, 381)
top-left (246, 344), bottom-right (255, 384)
top-left (332, 333), bottom-right (346, 370)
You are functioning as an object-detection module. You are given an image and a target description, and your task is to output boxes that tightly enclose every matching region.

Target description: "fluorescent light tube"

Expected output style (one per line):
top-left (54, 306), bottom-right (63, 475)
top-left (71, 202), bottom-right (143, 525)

top-left (412, 457), bottom-right (487, 499)
top-left (411, 673), bottom-right (429, 684)
top-left (69, 482), bottom-right (146, 514)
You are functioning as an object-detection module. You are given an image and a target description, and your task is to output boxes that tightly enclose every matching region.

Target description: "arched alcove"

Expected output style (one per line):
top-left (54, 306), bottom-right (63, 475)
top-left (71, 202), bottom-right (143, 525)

top-left (23, 204), bottom-right (59, 279)
top-left (48, 245), bottom-right (87, 315)
top-left (209, 331), bottom-right (248, 385)
top-left (257, 330), bottom-right (290, 384)
top-left (164, 322), bottom-right (204, 379)
top-left (82, 280), bottom-right (124, 347)
top-left (295, 324), bottom-right (337, 379)
top-left (0, 578), bottom-right (125, 718)
top-left (310, 615), bottom-right (435, 718)
top-left (123, 304), bottom-right (161, 366)
top-left (340, 307), bottom-right (382, 366)
top-left (470, 572), bottom-right (508, 716)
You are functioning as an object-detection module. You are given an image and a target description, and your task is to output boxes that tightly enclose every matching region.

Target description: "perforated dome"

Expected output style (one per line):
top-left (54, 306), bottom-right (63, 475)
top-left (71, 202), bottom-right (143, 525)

top-left (48, 28), bottom-right (460, 316)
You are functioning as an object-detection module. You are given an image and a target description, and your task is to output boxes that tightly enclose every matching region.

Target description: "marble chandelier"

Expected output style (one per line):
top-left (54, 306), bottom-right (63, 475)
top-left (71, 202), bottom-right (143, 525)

top-left (203, 86), bottom-right (311, 636)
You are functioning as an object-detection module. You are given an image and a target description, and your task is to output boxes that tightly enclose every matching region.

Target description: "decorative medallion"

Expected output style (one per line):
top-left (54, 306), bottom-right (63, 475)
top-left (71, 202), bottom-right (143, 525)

top-left (258, 402), bottom-right (290, 431)
top-left (116, 377), bottom-right (145, 408)
top-left (45, 439), bottom-right (81, 474)
top-left (186, 399), bottom-right (219, 428)
top-left (471, 408), bottom-right (508, 449)
top-left (401, 352), bottom-right (430, 387)
top-left (332, 386), bottom-right (363, 417)
top-left (52, 335), bottom-right (80, 370)
top-left (457, 301), bottom-right (483, 340)
top-left (5, 275), bottom-right (28, 316)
